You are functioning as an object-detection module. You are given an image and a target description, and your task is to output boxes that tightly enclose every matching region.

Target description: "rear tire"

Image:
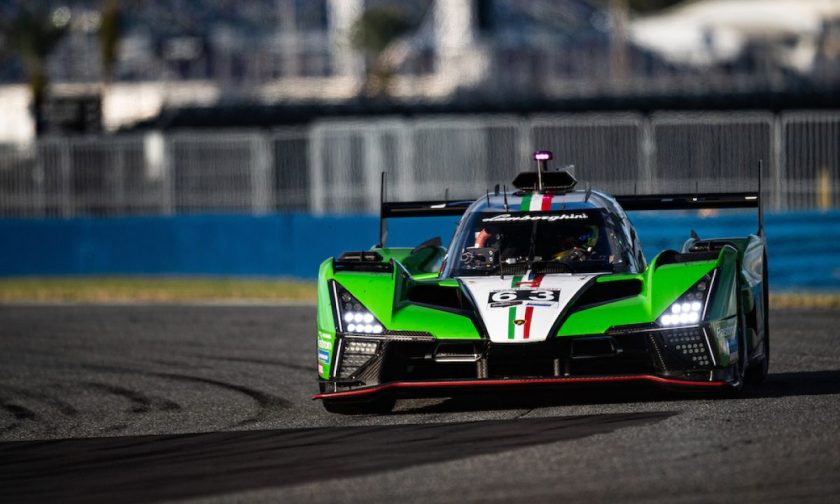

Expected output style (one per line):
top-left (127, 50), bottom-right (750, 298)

top-left (725, 273), bottom-right (750, 394)
top-left (322, 396), bottom-right (396, 415)
top-left (746, 253), bottom-right (770, 385)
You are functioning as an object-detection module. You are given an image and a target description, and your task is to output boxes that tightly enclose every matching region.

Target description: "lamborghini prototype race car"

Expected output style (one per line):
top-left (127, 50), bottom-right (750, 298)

top-left (314, 151), bottom-right (769, 414)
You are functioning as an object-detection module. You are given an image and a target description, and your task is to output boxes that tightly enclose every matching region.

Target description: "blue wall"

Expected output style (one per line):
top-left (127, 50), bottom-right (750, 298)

top-left (0, 211), bottom-right (838, 290)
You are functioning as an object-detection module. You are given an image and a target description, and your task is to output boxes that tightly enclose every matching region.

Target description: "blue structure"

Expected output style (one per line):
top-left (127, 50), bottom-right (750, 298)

top-left (0, 211), bottom-right (837, 290)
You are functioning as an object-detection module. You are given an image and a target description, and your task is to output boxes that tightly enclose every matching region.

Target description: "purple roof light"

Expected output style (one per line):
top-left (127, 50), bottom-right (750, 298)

top-left (533, 150), bottom-right (553, 161)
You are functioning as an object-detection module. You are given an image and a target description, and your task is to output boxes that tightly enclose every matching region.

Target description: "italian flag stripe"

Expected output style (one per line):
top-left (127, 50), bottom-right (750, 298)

top-left (507, 275), bottom-right (523, 340)
top-left (522, 274), bottom-right (544, 340)
top-left (522, 306), bottom-right (535, 339)
top-left (540, 193), bottom-right (553, 211)
top-left (520, 193), bottom-right (553, 212)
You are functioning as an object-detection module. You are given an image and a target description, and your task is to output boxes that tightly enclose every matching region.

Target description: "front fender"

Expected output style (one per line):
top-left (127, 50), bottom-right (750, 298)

top-left (556, 246), bottom-right (739, 336)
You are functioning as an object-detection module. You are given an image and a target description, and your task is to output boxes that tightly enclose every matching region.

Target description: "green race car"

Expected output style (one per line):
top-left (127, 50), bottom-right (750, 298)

top-left (314, 151), bottom-right (769, 414)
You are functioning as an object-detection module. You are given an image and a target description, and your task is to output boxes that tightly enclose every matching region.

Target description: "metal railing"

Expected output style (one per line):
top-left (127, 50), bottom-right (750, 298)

top-left (1, 110), bottom-right (839, 217)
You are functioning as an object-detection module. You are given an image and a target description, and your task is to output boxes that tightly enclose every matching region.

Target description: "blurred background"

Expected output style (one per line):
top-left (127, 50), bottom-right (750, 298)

top-left (0, 0), bottom-right (839, 296)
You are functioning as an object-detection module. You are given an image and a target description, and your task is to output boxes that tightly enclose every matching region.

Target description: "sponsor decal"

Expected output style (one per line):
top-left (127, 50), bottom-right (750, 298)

top-left (318, 363), bottom-right (324, 375)
top-left (317, 339), bottom-right (332, 350)
top-left (318, 349), bottom-right (331, 364)
top-left (710, 318), bottom-right (738, 364)
top-left (489, 300), bottom-right (522, 308)
top-left (728, 338), bottom-right (739, 363)
top-left (482, 212), bottom-right (587, 223)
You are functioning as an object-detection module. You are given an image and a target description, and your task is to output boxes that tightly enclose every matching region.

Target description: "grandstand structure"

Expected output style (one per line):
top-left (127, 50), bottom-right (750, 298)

top-left (1, 0), bottom-right (839, 142)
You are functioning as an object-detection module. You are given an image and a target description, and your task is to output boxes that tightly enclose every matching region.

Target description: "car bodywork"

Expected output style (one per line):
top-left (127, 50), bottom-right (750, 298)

top-left (314, 156), bottom-right (769, 413)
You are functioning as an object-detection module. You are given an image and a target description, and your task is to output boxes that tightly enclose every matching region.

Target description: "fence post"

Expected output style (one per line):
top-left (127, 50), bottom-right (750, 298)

top-left (308, 126), bottom-right (325, 214)
top-left (641, 115), bottom-right (656, 193)
top-left (251, 133), bottom-right (273, 214)
top-left (519, 117), bottom-right (532, 164)
top-left (33, 141), bottom-right (46, 217)
top-left (398, 119), bottom-right (414, 202)
top-left (363, 126), bottom-right (383, 214)
top-left (60, 139), bottom-right (73, 217)
top-left (773, 115), bottom-right (784, 211)
top-left (115, 142), bottom-right (126, 214)
top-left (161, 135), bottom-right (175, 215)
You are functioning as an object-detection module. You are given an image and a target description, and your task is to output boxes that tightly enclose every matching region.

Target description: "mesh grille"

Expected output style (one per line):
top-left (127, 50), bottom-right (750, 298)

top-left (337, 339), bottom-right (380, 379)
top-left (655, 328), bottom-right (714, 369)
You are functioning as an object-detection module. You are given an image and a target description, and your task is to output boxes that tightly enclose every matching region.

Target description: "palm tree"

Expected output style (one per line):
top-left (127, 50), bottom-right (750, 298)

top-left (98, 0), bottom-right (122, 86)
top-left (0, 6), bottom-right (67, 136)
top-left (349, 7), bottom-right (412, 98)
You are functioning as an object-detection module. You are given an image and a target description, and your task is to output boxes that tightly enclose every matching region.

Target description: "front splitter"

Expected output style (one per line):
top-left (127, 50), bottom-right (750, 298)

top-left (313, 374), bottom-right (727, 400)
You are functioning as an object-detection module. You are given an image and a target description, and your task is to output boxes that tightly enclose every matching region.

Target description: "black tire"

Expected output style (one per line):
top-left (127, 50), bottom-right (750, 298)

top-left (746, 252), bottom-right (770, 385)
top-left (322, 396), bottom-right (396, 415)
top-left (725, 273), bottom-right (750, 394)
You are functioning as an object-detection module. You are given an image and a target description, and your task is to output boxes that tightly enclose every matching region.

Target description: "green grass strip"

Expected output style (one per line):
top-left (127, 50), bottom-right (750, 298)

top-left (0, 277), bottom-right (316, 303)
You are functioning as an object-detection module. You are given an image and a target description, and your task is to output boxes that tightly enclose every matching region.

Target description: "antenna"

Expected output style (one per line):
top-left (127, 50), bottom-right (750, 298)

top-left (444, 187), bottom-right (449, 202)
top-left (377, 171), bottom-right (388, 248)
top-left (533, 150), bottom-right (552, 192)
top-left (494, 184), bottom-right (500, 195)
top-left (485, 189), bottom-right (490, 205)
top-left (503, 185), bottom-right (509, 211)
top-left (584, 182), bottom-right (592, 202)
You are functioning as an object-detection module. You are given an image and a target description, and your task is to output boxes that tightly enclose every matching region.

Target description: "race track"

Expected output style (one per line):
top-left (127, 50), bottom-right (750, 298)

top-left (0, 305), bottom-right (839, 503)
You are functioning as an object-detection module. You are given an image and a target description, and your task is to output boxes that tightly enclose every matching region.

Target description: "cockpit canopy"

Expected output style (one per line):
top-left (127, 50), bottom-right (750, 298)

top-left (444, 208), bottom-right (636, 277)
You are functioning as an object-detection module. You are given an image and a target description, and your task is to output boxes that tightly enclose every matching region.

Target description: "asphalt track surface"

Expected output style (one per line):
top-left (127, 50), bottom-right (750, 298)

top-left (0, 305), bottom-right (839, 503)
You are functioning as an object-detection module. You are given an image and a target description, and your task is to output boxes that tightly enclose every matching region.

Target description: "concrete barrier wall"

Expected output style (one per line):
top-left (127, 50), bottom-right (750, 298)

top-left (0, 212), bottom-right (837, 290)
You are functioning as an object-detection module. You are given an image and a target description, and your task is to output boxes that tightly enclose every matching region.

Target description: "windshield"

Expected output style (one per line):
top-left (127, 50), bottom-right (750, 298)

top-left (445, 209), bottom-right (630, 277)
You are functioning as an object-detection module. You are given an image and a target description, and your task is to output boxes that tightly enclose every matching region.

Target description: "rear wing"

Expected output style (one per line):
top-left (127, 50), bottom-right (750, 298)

top-left (381, 200), bottom-right (473, 218)
top-left (375, 160), bottom-right (765, 246)
top-left (376, 172), bottom-right (473, 247)
top-left (614, 159), bottom-right (765, 238)
top-left (378, 199), bottom-right (472, 248)
top-left (613, 192), bottom-right (758, 211)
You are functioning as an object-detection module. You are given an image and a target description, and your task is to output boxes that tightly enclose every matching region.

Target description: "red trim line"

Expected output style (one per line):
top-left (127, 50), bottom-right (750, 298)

top-left (313, 375), bottom-right (727, 400)
top-left (541, 193), bottom-right (553, 211)
top-left (521, 274), bottom-right (543, 340)
top-left (523, 306), bottom-right (534, 339)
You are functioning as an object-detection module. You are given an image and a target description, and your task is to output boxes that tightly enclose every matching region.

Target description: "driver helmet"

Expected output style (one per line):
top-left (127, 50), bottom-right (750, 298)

top-left (552, 225), bottom-right (599, 260)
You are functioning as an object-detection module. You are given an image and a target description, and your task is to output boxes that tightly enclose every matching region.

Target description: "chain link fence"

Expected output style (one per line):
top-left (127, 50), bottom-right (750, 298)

top-left (1, 111), bottom-right (839, 217)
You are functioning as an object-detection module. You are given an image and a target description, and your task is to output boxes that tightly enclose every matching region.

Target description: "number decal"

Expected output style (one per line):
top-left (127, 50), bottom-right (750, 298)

top-left (529, 290), bottom-right (556, 301)
top-left (488, 289), bottom-right (561, 304)
top-left (490, 290), bottom-right (517, 302)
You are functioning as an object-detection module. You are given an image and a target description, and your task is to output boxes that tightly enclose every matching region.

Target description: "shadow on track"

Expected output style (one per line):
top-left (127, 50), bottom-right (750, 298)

top-left (393, 370), bottom-right (840, 414)
top-left (743, 370), bottom-right (840, 399)
top-left (0, 412), bottom-right (671, 504)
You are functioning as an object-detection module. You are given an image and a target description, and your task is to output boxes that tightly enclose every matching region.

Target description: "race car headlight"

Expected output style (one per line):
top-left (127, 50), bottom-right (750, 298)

top-left (331, 281), bottom-right (385, 334)
top-left (658, 271), bottom-right (715, 327)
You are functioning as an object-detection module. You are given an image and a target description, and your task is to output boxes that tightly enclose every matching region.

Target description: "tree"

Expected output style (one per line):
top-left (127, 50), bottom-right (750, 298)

top-left (98, 0), bottom-right (122, 85)
top-left (0, 6), bottom-right (67, 136)
top-left (349, 7), bottom-right (412, 98)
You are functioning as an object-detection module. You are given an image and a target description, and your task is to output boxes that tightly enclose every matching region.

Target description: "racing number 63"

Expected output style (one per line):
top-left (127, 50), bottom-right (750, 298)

top-left (489, 289), bottom-right (559, 302)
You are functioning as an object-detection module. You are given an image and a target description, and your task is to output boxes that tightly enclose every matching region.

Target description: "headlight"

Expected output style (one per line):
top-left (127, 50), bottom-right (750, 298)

top-left (658, 271), bottom-right (715, 327)
top-left (332, 281), bottom-right (385, 334)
